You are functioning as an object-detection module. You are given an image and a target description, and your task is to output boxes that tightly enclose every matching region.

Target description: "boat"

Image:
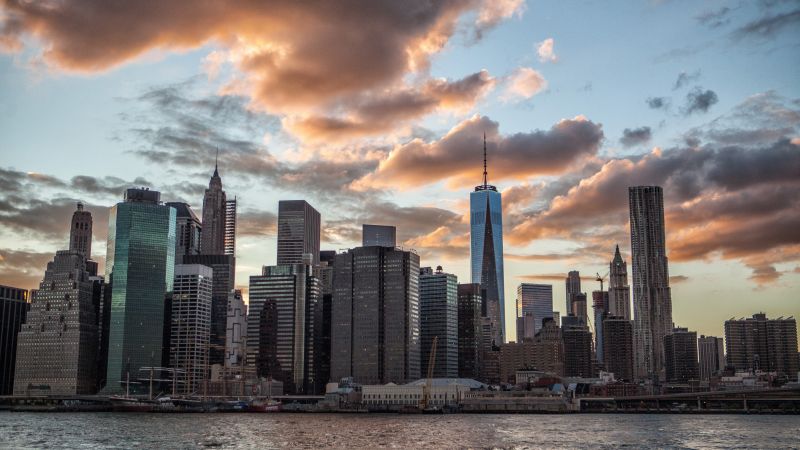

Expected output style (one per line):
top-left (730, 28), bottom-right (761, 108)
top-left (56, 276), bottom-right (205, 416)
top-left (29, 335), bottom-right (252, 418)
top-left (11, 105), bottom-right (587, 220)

top-left (247, 399), bottom-right (282, 412)
top-left (109, 396), bottom-right (156, 413)
top-left (219, 400), bottom-right (249, 412)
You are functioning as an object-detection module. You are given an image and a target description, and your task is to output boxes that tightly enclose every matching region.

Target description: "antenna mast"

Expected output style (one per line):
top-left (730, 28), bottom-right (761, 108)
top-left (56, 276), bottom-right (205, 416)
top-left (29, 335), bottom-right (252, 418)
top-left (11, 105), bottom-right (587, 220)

top-left (483, 132), bottom-right (488, 186)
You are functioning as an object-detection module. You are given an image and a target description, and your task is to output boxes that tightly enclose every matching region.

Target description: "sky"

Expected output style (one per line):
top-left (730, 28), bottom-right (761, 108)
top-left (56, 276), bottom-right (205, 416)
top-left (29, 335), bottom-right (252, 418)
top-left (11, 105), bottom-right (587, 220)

top-left (1, 0), bottom-right (799, 341)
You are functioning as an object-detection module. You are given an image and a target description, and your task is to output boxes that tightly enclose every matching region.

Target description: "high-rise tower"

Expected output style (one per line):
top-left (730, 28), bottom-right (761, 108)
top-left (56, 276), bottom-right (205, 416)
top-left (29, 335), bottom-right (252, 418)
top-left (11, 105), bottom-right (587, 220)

top-left (224, 198), bottom-right (237, 256)
top-left (470, 134), bottom-right (505, 345)
top-left (629, 185), bottom-right (673, 382)
top-left (69, 202), bottom-right (92, 257)
top-left (607, 245), bottom-right (631, 320)
top-left (201, 155), bottom-right (227, 255)
top-left (277, 200), bottom-right (321, 266)
top-left (565, 271), bottom-right (581, 318)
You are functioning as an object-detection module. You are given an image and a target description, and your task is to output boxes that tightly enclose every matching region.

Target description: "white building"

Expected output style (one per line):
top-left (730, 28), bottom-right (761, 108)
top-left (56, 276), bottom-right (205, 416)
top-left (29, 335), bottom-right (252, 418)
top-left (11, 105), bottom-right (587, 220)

top-left (171, 264), bottom-right (213, 394)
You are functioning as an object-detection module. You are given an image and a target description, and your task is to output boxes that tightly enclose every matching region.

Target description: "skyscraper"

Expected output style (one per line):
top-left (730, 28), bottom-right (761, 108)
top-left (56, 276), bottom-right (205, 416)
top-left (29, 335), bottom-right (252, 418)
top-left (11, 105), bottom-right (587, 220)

top-left (698, 335), bottom-right (725, 381)
top-left (629, 185), bottom-right (673, 382)
top-left (607, 245), bottom-right (631, 320)
top-left (104, 188), bottom-right (176, 393)
top-left (0, 285), bottom-right (27, 396)
top-left (248, 262), bottom-right (321, 393)
top-left (14, 251), bottom-right (98, 395)
top-left (201, 160), bottom-right (227, 255)
top-left (331, 246), bottom-right (420, 385)
top-left (69, 202), bottom-right (92, 257)
top-left (603, 317), bottom-right (634, 381)
top-left (225, 289), bottom-right (246, 370)
top-left (565, 270), bottom-right (581, 317)
top-left (562, 322), bottom-right (593, 378)
top-left (166, 202), bottom-right (202, 257)
top-left (592, 290), bottom-right (609, 363)
top-left (724, 313), bottom-right (799, 377)
top-left (516, 283), bottom-right (553, 336)
top-left (170, 264), bottom-right (213, 394)
top-left (224, 198), bottom-right (237, 256)
top-left (470, 135), bottom-right (505, 345)
top-left (457, 283), bottom-right (483, 380)
top-left (362, 224), bottom-right (397, 247)
top-left (419, 266), bottom-right (458, 378)
top-left (277, 200), bottom-right (321, 266)
top-left (664, 327), bottom-right (699, 384)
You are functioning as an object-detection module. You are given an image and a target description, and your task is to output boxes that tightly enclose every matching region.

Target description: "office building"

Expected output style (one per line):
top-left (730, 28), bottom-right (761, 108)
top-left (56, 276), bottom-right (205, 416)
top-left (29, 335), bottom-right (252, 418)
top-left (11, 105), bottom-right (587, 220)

top-left (603, 317), bottom-right (634, 381)
top-left (562, 323), bottom-right (593, 378)
top-left (224, 198), bottom-right (237, 256)
top-left (629, 185), bottom-right (673, 381)
top-left (470, 136), bottom-right (505, 345)
top-left (201, 161), bottom-right (227, 255)
top-left (592, 290), bottom-right (609, 363)
top-left (457, 283), bottom-right (483, 380)
top-left (419, 266), bottom-right (458, 378)
top-left (225, 290), bottom-right (246, 370)
top-left (69, 202), bottom-right (92, 257)
top-left (104, 188), bottom-right (176, 393)
top-left (664, 327), bottom-right (699, 384)
top-left (248, 262), bottom-right (321, 393)
top-left (89, 275), bottom-right (111, 392)
top-left (181, 254), bottom-right (235, 367)
top-left (607, 245), bottom-right (631, 320)
top-left (499, 319), bottom-right (564, 382)
top-left (565, 270), bottom-right (581, 318)
top-left (171, 264), bottom-right (213, 394)
top-left (362, 224), bottom-right (397, 247)
top-left (14, 251), bottom-right (98, 395)
top-left (725, 314), bottom-right (799, 377)
top-left (516, 312), bottom-right (535, 342)
top-left (698, 335), bottom-right (725, 381)
top-left (516, 283), bottom-right (553, 337)
top-left (314, 250), bottom-right (335, 392)
top-left (331, 246), bottom-right (420, 385)
top-left (0, 285), bottom-right (27, 395)
top-left (166, 202), bottom-right (202, 257)
top-left (277, 200), bottom-right (321, 266)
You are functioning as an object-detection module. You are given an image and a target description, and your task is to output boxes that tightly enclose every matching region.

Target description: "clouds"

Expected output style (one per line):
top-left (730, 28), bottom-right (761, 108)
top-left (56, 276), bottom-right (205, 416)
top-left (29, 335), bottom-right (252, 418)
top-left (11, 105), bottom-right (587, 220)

top-left (536, 38), bottom-right (557, 63)
top-left (503, 67), bottom-right (547, 100)
top-left (673, 70), bottom-right (701, 90)
top-left (733, 8), bottom-right (800, 40)
top-left (646, 97), bottom-right (669, 110)
top-left (620, 127), bottom-right (652, 148)
top-left (357, 114), bottom-right (604, 189)
top-left (683, 87), bottom-right (719, 115)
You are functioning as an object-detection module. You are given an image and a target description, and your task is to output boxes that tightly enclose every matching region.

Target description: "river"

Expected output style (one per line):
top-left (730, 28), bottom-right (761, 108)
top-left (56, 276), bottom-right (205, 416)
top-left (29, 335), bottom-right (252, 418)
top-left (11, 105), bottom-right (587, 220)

top-left (1, 412), bottom-right (798, 449)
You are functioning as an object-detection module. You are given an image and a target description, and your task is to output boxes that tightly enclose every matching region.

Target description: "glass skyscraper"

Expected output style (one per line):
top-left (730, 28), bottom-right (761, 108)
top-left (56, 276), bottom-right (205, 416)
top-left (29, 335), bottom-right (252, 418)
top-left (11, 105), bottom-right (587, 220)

top-left (470, 137), bottom-right (505, 345)
top-left (104, 188), bottom-right (176, 393)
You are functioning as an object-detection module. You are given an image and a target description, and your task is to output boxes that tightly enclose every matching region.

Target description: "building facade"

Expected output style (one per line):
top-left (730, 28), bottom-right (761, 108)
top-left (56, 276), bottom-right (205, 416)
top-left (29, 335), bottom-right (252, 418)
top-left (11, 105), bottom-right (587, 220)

top-left (664, 327), bottom-right (699, 384)
top-left (224, 198), bottom-right (237, 256)
top-left (248, 263), bottom-right (321, 393)
top-left (170, 264), bottom-right (213, 394)
top-left (725, 314), bottom-right (799, 378)
top-left (602, 317), bottom-right (634, 382)
top-left (593, 291), bottom-right (609, 363)
top-left (419, 266), bottom-right (458, 378)
top-left (331, 246), bottom-right (420, 385)
top-left (629, 185), bottom-right (673, 382)
top-left (565, 271), bottom-right (581, 319)
top-left (277, 200), bottom-right (321, 266)
top-left (470, 139), bottom-right (505, 345)
top-left (562, 323), bottom-right (593, 378)
top-left (225, 290), bottom-right (246, 370)
top-left (698, 335), bottom-right (725, 381)
top-left (0, 285), bottom-right (27, 395)
top-left (516, 283), bottom-right (553, 336)
top-left (362, 224), bottom-right (397, 247)
top-left (14, 251), bottom-right (98, 395)
top-left (69, 202), bottom-right (92, 257)
top-left (607, 245), bottom-right (631, 320)
top-left (104, 188), bottom-right (176, 393)
top-left (201, 163), bottom-right (227, 255)
top-left (457, 283), bottom-right (483, 380)
top-left (166, 202), bottom-right (201, 257)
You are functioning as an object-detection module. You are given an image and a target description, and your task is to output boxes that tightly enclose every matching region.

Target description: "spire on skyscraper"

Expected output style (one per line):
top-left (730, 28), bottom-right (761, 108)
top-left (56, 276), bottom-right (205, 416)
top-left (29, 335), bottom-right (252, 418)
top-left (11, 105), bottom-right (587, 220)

top-left (613, 244), bottom-right (623, 265)
top-left (213, 148), bottom-right (219, 178)
top-left (483, 132), bottom-right (488, 187)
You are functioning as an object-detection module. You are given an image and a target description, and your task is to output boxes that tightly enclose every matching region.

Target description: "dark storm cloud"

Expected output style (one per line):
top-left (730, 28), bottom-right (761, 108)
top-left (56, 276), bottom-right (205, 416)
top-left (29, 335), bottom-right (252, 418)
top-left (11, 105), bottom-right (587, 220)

top-left (619, 126), bottom-right (652, 147)
top-left (683, 88), bottom-right (718, 115)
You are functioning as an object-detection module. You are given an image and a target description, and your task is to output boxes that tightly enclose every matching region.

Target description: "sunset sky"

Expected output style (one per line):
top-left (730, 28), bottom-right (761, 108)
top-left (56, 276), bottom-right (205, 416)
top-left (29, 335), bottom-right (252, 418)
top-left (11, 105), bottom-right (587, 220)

top-left (1, 0), bottom-right (798, 340)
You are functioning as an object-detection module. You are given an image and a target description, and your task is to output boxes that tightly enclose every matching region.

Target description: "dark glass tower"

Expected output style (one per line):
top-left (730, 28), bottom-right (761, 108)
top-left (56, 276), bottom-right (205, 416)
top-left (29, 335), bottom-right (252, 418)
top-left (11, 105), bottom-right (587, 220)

top-left (277, 200), bottom-right (321, 266)
top-left (419, 266), bottom-right (458, 378)
top-left (470, 135), bottom-right (505, 345)
top-left (104, 188), bottom-right (176, 393)
top-left (0, 285), bottom-right (27, 395)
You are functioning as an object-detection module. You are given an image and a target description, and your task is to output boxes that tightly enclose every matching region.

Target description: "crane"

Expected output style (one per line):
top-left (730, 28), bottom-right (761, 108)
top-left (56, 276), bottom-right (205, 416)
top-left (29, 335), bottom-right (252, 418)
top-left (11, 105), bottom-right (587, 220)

top-left (421, 336), bottom-right (438, 410)
top-left (595, 271), bottom-right (609, 293)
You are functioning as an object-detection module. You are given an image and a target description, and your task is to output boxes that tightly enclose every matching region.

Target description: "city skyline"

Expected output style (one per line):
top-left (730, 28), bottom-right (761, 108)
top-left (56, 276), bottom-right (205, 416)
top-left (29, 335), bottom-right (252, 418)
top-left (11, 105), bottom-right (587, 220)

top-left (1, 0), bottom-right (799, 342)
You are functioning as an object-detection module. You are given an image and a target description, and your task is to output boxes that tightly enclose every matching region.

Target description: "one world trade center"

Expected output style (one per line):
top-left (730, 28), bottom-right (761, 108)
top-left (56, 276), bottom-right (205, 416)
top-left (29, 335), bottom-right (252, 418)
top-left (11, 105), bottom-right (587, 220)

top-left (470, 135), bottom-right (505, 345)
